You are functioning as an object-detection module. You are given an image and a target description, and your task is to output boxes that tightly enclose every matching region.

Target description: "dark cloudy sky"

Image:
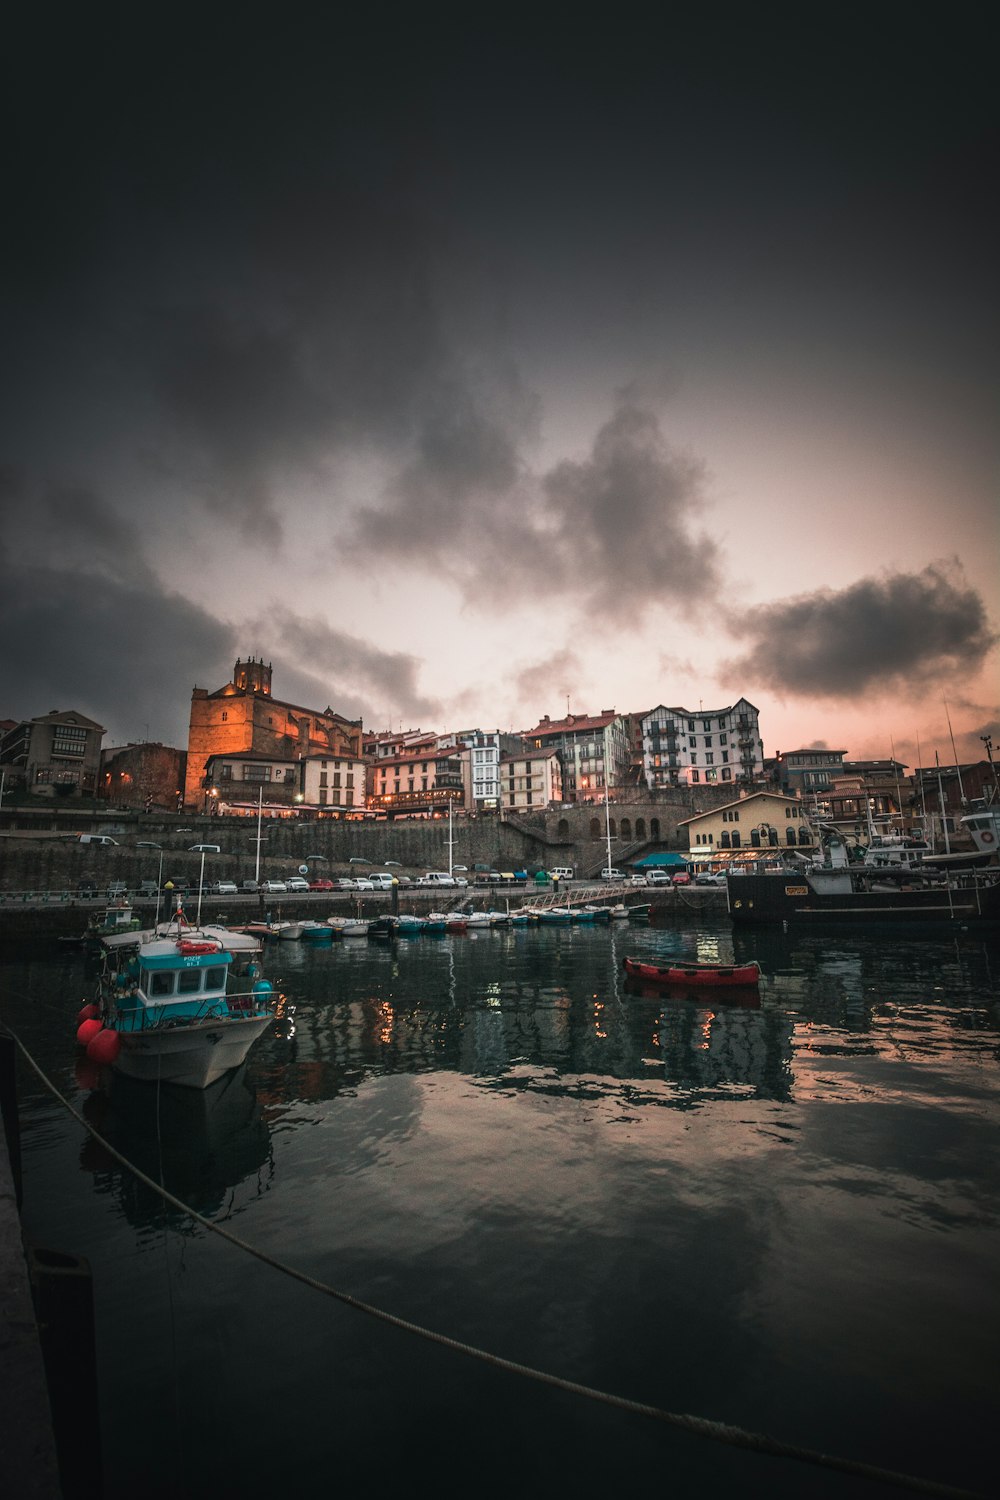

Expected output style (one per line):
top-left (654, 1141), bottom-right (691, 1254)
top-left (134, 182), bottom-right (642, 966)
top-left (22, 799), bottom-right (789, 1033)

top-left (2, 3), bottom-right (996, 767)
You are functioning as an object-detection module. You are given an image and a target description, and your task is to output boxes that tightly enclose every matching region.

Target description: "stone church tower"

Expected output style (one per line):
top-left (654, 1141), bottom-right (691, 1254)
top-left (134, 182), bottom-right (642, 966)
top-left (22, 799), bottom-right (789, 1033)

top-left (183, 656), bottom-right (362, 809)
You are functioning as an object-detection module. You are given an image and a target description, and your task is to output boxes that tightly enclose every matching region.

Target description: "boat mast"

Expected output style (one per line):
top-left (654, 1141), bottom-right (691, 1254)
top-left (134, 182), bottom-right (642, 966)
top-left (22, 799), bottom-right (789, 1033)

top-left (935, 752), bottom-right (951, 854)
top-left (604, 779), bottom-right (613, 872)
top-left (944, 700), bottom-right (966, 805)
top-left (254, 786), bottom-right (264, 883)
top-left (447, 797), bottom-right (454, 877)
top-left (916, 735), bottom-right (931, 849)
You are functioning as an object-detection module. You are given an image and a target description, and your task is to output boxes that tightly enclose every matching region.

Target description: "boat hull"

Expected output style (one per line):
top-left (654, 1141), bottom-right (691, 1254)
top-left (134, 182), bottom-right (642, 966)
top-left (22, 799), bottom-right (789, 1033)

top-left (727, 872), bottom-right (1000, 927)
top-left (111, 1014), bottom-right (274, 1089)
top-left (624, 958), bottom-right (761, 987)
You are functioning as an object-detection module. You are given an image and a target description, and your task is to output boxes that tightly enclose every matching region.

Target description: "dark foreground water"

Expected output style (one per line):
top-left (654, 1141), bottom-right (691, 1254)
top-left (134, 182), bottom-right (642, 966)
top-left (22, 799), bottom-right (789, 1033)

top-left (4, 918), bottom-right (999, 1500)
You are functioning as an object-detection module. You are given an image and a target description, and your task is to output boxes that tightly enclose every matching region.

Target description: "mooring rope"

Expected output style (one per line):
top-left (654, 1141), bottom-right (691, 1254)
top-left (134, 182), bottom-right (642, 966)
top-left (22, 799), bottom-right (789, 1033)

top-left (9, 1030), bottom-right (987, 1500)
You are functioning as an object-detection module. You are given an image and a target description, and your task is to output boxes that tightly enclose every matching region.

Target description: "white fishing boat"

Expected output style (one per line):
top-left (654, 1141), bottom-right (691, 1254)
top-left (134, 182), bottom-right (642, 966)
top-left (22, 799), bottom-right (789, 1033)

top-left (328, 916), bottom-right (371, 938)
top-left (77, 933), bottom-right (276, 1089)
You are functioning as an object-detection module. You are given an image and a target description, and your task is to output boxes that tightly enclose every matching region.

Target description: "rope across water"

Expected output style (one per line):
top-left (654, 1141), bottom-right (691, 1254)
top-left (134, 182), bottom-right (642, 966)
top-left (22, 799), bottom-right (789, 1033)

top-left (9, 1029), bottom-right (988, 1500)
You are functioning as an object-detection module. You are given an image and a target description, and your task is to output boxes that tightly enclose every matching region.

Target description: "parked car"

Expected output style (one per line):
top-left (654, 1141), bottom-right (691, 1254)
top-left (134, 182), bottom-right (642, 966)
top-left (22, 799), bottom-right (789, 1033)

top-left (79, 834), bottom-right (118, 846)
top-left (137, 880), bottom-right (159, 897)
top-left (189, 844), bottom-right (221, 854)
top-left (694, 871), bottom-right (727, 886)
top-left (671, 871), bottom-right (692, 886)
top-left (260, 879), bottom-right (287, 894)
top-left (353, 877), bottom-right (375, 890)
top-left (644, 870), bottom-right (672, 885)
top-left (348, 857), bottom-right (368, 865)
top-left (336, 877), bottom-right (357, 889)
top-left (77, 881), bottom-right (98, 899)
top-left (285, 876), bottom-right (310, 892)
top-left (309, 878), bottom-right (335, 890)
top-left (384, 860), bottom-right (402, 867)
top-left (452, 864), bottom-right (468, 872)
top-left (241, 879), bottom-right (260, 893)
top-left (417, 872), bottom-right (457, 887)
top-left (135, 841), bottom-right (162, 849)
top-left (106, 881), bottom-right (129, 899)
top-left (211, 880), bottom-right (238, 895)
top-left (601, 868), bottom-right (626, 880)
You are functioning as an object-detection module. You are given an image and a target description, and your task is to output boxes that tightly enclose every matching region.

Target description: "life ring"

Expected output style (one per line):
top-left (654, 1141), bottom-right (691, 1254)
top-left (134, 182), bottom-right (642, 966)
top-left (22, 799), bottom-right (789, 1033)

top-left (177, 939), bottom-right (221, 956)
top-left (981, 830), bottom-right (995, 844)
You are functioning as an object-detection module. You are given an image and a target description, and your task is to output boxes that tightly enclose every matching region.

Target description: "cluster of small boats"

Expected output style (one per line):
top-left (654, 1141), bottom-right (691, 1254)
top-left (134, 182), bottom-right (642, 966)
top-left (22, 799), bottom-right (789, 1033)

top-left (235, 902), bottom-right (638, 944)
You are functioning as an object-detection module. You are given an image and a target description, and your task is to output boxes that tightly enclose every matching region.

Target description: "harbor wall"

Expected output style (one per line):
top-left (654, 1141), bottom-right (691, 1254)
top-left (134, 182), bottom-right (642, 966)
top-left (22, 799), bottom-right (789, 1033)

top-left (0, 790), bottom-right (730, 895)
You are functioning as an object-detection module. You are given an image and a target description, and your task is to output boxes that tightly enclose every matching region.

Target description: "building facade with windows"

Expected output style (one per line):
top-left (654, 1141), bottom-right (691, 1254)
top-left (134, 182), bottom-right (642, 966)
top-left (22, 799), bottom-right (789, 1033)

top-left (638, 698), bottom-right (763, 789)
top-left (301, 752), bottom-right (367, 811)
top-left (367, 748), bottom-right (465, 817)
top-left (520, 711), bottom-right (631, 801)
top-left (776, 747), bottom-right (848, 798)
top-left (100, 741), bottom-right (186, 811)
top-left (184, 656), bottom-right (363, 809)
top-left (677, 790), bottom-right (815, 864)
top-left (500, 748), bottom-right (563, 813)
top-left (0, 709), bottom-right (105, 798)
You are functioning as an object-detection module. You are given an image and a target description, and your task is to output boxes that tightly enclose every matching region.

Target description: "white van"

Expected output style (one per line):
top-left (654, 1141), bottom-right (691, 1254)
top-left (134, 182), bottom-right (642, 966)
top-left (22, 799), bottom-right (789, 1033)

top-left (417, 872), bottom-right (459, 887)
top-left (550, 867), bottom-right (574, 881)
top-left (78, 834), bottom-right (118, 846)
top-left (368, 872), bottom-right (397, 890)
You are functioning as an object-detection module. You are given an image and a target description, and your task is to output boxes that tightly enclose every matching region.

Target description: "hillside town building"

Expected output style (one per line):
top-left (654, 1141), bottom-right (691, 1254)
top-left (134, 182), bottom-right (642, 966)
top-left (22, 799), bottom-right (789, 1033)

top-left (520, 710), bottom-right (632, 800)
top-left (636, 699), bottom-right (763, 789)
top-left (184, 657), bottom-right (364, 810)
top-left (0, 709), bottom-right (105, 799)
top-left (678, 790), bottom-right (815, 864)
top-left (500, 747), bottom-right (564, 812)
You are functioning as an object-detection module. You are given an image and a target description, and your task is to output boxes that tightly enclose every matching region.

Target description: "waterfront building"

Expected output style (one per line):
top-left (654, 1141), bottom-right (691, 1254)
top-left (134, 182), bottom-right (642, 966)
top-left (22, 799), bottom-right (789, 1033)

top-left (499, 747), bottom-right (564, 813)
top-left (100, 741), bottom-right (186, 811)
top-left (183, 656), bottom-right (363, 810)
top-left (367, 747), bottom-right (465, 817)
top-left (637, 698), bottom-right (763, 789)
top-left (678, 790), bottom-right (815, 866)
top-left (520, 710), bottom-right (632, 801)
top-left (0, 709), bottom-right (105, 799)
top-left (776, 746), bottom-right (848, 798)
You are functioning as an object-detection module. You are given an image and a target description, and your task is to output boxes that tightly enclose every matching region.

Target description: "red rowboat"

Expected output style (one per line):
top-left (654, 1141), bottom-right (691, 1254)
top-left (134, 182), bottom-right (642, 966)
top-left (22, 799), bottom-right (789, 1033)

top-left (623, 957), bottom-right (761, 987)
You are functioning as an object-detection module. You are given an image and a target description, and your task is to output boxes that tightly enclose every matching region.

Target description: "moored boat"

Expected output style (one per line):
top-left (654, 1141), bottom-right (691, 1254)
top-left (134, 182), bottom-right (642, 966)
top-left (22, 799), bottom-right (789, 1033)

top-left (623, 956), bottom-right (761, 987)
top-left (77, 932), bottom-right (276, 1089)
top-left (728, 828), bottom-right (1000, 928)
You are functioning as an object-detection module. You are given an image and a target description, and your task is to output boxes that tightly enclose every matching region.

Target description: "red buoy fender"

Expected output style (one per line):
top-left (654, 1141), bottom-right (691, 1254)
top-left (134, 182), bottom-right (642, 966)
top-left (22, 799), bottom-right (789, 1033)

top-left (76, 1017), bottom-right (104, 1048)
top-left (87, 1028), bottom-right (121, 1066)
top-left (77, 1003), bottom-right (100, 1025)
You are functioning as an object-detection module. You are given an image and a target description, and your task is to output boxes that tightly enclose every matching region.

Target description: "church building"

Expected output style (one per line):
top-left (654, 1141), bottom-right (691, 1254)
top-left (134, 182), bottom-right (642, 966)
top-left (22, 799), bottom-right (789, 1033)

top-left (183, 657), bottom-right (364, 810)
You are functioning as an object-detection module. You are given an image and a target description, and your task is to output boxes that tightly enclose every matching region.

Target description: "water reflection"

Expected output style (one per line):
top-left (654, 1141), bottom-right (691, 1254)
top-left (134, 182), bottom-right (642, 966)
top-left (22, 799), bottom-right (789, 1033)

top-left (78, 1066), bottom-right (273, 1232)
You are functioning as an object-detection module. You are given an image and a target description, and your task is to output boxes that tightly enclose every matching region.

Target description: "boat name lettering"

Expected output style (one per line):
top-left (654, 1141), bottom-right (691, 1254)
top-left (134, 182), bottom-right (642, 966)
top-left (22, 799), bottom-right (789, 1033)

top-left (785, 885), bottom-right (809, 896)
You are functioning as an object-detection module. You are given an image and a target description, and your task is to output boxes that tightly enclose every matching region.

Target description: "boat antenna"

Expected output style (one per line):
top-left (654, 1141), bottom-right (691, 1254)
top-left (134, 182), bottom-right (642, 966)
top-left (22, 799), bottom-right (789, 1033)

top-left (943, 699), bottom-right (966, 804)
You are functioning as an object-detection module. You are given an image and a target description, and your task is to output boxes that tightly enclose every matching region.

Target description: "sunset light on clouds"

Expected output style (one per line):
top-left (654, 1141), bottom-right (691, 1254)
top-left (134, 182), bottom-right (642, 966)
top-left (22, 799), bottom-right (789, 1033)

top-left (2, 4), bottom-right (996, 771)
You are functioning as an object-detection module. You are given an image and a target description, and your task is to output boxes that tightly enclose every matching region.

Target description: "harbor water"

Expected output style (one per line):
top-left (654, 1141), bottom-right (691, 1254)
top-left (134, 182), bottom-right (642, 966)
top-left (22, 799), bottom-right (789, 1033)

top-left (4, 916), bottom-right (999, 1499)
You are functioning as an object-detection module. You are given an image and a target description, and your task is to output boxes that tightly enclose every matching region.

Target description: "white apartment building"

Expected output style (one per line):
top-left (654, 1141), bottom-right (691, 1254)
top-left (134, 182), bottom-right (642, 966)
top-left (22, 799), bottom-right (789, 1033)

top-left (639, 698), bottom-right (763, 789)
top-left (500, 748), bottom-right (564, 812)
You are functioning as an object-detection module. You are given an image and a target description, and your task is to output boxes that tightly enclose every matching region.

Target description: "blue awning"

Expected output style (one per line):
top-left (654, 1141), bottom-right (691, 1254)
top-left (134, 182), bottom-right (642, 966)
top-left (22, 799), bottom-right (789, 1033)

top-left (633, 852), bottom-right (687, 867)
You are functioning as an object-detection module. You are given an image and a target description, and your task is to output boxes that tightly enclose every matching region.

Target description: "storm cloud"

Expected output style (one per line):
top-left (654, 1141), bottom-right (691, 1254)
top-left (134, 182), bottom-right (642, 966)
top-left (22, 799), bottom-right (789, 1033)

top-left (352, 398), bottom-right (718, 616)
top-left (723, 563), bottom-right (998, 697)
top-left (255, 610), bottom-right (442, 728)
